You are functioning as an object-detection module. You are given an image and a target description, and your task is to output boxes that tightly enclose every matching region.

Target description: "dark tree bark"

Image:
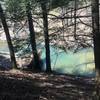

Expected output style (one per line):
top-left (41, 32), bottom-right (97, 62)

top-left (92, 0), bottom-right (100, 77)
top-left (0, 4), bottom-right (17, 69)
top-left (92, 0), bottom-right (100, 98)
top-left (26, 2), bottom-right (41, 71)
top-left (41, 3), bottom-right (51, 72)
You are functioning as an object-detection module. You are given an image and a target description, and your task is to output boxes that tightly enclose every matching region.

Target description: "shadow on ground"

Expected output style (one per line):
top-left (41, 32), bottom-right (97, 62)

top-left (0, 70), bottom-right (96, 100)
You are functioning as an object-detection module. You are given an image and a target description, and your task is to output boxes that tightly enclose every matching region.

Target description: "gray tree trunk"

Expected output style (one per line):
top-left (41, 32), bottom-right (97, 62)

top-left (41, 3), bottom-right (51, 72)
top-left (0, 4), bottom-right (17, 69)
top-left (26, 2), bottom-right (41, 71)
top-left (92, 0), bottom-right (100, 98)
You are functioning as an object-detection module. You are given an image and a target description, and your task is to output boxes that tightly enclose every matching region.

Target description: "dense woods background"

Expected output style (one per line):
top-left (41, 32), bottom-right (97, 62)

top-left (0, 0), bottom-right (100, 99)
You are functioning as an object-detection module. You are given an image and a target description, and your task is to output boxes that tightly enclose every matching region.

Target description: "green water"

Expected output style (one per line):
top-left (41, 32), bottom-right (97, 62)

top-left (0, 40), bottom-right (95, 77)
top-left (0, 41), bottom-right (9, 53)
top-left (41, 47), bottom-right (95, 77)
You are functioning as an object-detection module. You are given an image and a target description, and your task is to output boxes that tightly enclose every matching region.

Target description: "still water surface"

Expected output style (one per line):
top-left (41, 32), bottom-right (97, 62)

top-left (0, 40), bottom-right (95, 77)
top-left (0, 41), bottom-right (9, 53)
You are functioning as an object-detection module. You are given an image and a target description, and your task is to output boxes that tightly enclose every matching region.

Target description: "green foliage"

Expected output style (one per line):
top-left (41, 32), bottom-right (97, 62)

top-left (35, 0), bottom-right (73, 11)
top-left (13, 38), bottom-right (31, 56)
top-left (6, 0), bottom-right (26, 22)
top-left (50, 0), bottom-right (70, 9)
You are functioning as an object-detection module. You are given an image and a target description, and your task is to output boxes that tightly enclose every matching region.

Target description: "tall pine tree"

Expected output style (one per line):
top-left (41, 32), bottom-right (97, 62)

top-left (0, 4), bottom-right (17, 69)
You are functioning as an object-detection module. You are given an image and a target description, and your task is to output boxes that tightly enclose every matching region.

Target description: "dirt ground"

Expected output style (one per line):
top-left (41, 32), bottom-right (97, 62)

top-left (0, 69), bottom-right (98, 100)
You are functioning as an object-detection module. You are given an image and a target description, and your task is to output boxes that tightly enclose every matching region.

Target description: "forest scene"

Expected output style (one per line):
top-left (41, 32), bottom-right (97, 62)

top-left (0, 0), bottom-right (100, 99)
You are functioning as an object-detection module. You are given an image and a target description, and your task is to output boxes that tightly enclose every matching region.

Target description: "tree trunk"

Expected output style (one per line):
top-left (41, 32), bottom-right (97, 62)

top-left (41, 3), bottom-right (51, 72)
top-left (92, 0), bottom-right (100, 98)
top-left (0, 4), bottom-right (17, 69)
top-left (26, 2), bottom-right (41, 71)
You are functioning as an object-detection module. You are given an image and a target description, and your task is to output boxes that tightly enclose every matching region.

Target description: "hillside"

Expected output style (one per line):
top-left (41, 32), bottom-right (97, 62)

top-left (0, 69), bottom-right (96, 100)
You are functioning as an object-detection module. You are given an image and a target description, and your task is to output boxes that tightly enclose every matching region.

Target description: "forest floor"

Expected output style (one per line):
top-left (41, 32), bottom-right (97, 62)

top-left (0, 69), bottom-right (98, 100)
